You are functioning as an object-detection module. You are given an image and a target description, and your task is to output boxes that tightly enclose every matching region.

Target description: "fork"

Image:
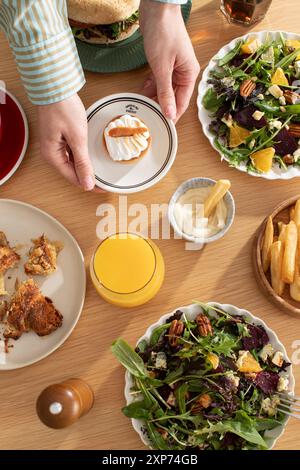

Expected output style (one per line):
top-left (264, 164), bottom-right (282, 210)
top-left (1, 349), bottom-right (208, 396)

top-left (277, 393), bottom-right (300, 420)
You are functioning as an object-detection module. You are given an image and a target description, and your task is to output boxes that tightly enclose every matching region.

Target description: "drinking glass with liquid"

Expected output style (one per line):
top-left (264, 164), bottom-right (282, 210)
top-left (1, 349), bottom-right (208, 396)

top-left (220, 0), bottom-right (272, 25)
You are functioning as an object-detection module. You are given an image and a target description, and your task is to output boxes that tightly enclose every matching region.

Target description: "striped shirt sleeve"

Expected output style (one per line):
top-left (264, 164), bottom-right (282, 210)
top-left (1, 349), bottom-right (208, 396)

top-left (0, 0), bottom-right (85, 105)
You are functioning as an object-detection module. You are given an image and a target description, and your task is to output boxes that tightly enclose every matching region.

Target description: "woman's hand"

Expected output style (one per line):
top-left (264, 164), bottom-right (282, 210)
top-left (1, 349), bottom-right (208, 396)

top-left (140, 0), bottom-right (200, 122)
top-left (37, 94), bottom-right (95, 191)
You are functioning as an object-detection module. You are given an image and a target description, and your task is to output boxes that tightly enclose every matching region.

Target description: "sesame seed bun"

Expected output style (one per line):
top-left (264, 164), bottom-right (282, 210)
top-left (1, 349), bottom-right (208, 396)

top-left (67, 0), bottom-right (140, 25)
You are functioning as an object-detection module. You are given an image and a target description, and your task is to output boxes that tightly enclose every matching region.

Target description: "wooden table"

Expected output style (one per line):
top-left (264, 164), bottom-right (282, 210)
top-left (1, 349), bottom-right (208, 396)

top-left (0, 0), bottom-right (299, 451)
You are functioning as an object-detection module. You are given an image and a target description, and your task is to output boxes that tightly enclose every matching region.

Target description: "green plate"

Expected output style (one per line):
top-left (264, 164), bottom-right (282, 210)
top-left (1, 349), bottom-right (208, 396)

top-left (75, 1), bottom-right (192, 73)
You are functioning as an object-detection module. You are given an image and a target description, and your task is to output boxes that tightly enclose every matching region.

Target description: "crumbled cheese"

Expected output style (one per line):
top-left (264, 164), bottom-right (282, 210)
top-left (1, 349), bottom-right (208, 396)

top-left (259, 343), bottom-right (274, 362)
top-left (249, 138), bottom-right (256, 150)
top-left (257, 93), bottom-right (264, 100)
top-left (226, 371), bottom-right (240, 389)
top-left (279, 95), bottom-right (286, 106)
top-left (293, 148), bottom-right (300, 161)
top-left (152, 351), bottom-right (167, 370)
top-left (277, 376), bottom-right (289, 392)
top-left (280, 106), bottom-right (286, 113)
top-left (285, 124), bottom-right (290, 130)
top-left (268, 84), bottom-right (283, 99)
top-left (272, 351), bottom-right (284, 368)
top-left (261, 46), bottom-right (274, 63)
top-left (166, 392), bottom-right (176, 407)
top-left (252, 110), bottom-right (265, 121)
top-left (262, 396), bottom-right (280, 417)
top-left (295, 60), bottom-right (300, 78)
top-left (269, 120), bottom-right (282, 130)
top-left (221, 76), bottom-right (235, 88)
top-left (221, 114), bottom-right (233, 127)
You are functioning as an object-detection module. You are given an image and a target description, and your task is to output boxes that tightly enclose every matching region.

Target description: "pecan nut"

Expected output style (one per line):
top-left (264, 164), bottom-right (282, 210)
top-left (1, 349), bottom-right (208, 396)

top-left (288, 123), bottom-right (300, 138)
top-left (191, 393), bottom-right (212, 414)
top-left (196, 313), bottom-right (213, 336)
top-left (239, 79), bottom-right (256, 98)
top-left (283, 154), bottom-right (294, 165)
top-left (284, 90), bottom-right (300, 105)
top-left (168, 319), bottom-right (184, 347)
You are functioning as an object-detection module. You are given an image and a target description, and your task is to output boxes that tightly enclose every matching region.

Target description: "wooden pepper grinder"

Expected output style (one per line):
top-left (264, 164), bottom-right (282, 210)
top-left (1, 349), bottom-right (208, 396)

top-left (36, 378), bottom-right (94, 429)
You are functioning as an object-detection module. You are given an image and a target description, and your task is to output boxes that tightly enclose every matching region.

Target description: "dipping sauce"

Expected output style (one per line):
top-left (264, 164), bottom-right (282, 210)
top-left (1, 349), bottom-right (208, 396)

top-left (174, 187), bottom-right (228, 239)
top-left (104, 114), bottom-right (150, 162)
top-left (90, 233), bottom-right (164, 308)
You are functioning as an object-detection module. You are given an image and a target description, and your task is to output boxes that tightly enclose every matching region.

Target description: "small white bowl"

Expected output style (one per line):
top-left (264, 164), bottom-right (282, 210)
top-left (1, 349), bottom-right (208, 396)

top-left (168, 177), bottom-right (235, 245)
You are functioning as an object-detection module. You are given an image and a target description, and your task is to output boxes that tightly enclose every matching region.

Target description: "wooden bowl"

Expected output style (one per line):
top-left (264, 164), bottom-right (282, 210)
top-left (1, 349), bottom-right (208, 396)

top-left (253, 195), bottom-right (300, 316)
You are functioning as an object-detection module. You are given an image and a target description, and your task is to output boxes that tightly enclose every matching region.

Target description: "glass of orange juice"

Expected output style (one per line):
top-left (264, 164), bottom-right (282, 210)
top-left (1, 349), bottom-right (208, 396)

top-left (90, 233), bottom-right (165, 308)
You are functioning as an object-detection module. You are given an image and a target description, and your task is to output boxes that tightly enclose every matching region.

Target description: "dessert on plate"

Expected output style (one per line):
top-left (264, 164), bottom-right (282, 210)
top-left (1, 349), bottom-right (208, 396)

top-left (103, 114), bottom-right (151, 163)
top-left (3, 279), bottom-right (63, 340)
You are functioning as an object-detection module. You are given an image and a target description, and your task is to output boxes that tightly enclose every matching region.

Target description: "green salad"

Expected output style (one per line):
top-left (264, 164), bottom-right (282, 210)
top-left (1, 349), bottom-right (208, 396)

top-left (202, 34), bottom-right (300, 174)
top-left (112, 303), bottom-right (291, 450)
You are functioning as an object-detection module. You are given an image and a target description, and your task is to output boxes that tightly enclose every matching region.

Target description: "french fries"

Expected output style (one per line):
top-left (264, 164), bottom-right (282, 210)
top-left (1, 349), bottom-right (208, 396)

top-left (282, 221), bottom-right (297, 284)
top-left (261, 198), bottom-right (300, 301)
top-left (293, 199), bottom-right (300, 226)
top-left (270, 241), bottom-right (285, 296)
top-left (262, 216), bottom-right (273, 273)
top-left (204, 179), bottom-right (231, 218)
top-left (290, 251), bottom-right (300, 301)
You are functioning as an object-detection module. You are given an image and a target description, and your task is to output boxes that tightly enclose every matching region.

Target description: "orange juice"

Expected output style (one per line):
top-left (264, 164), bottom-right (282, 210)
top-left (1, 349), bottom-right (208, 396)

top-left (90, 233), bottom-right (165, 307)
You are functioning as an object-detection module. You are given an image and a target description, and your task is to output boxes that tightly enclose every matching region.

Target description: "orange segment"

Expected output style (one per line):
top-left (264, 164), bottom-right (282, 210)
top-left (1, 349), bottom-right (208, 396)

top-left (251, 147), bottom-right (275, 173)
top-left (241, 37), bottom-right (261, 55)
top-left (271, 67), bottom-right (289, 86)
top-left (229, 123), bottom-right (251, 148)
top-left (286, 40), bottom-right (300, 59)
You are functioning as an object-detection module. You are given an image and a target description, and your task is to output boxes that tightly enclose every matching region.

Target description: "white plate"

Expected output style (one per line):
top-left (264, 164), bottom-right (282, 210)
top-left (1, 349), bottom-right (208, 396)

top-left (87, 93), bottom-right (177, 193)
top-left (124, 302), bottom-right (295, 450)
top-left (197, 30), bottom-right (300, 180)
top-left (0, 88), bottom-right (28, 186)
top-left (0, 199), bottom-right (86, 370)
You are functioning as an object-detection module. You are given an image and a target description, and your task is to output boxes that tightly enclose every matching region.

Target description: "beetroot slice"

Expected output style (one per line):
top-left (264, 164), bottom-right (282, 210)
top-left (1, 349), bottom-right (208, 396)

top-left (235, 105), bottom-right (267, 129)
top-left (274, 128), bottom-right (298, 156)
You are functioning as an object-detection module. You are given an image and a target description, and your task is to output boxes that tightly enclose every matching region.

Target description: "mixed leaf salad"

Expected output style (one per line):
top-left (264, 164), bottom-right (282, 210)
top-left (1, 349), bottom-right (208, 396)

top-left (202, 34), bottom-right (300, 174)
top-left (112, 303), bottom-right (291, 450)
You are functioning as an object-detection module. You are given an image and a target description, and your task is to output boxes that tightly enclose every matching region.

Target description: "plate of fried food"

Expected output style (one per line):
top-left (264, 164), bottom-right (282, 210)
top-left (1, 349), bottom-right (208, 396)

top-left (0, 199), bottom-right (86, 370)
top-left (253, 195), bottom-right (300, 315)
top-left (87, 93), bottom-right (177, 193)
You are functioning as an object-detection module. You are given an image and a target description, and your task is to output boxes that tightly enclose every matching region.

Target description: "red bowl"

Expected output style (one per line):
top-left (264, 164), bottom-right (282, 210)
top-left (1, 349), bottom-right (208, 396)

top-left (0, 88), bottom-right (28, 185)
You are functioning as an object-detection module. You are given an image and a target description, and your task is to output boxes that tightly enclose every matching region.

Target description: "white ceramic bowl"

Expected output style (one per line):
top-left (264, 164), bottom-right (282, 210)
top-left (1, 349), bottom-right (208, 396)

top-left (124, 302), bottom-right (295, 450)
top-left (168, 177), bottom-right (235, 245)
top-left (197, 30), bottom-right (300, 180)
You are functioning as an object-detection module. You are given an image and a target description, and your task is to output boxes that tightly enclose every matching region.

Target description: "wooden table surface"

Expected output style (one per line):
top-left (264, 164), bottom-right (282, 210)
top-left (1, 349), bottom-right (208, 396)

top-left (1, 0), bottom-right (300, 451)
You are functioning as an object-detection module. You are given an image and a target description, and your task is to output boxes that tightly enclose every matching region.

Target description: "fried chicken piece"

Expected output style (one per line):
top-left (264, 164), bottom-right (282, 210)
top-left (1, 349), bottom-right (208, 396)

top-left (3, 279), bottom-right (63, 340)
top-left (0, 231), bottom-right (20, 274)
top-left (24, 234), bottom-right (62, 276)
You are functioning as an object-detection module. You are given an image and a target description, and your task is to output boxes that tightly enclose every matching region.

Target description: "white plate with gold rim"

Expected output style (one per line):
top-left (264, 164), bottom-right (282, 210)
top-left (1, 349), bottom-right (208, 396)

top-left (0, 199), bottom-right (86, 370)
top-left (87, 93), bottom-right (178, 193)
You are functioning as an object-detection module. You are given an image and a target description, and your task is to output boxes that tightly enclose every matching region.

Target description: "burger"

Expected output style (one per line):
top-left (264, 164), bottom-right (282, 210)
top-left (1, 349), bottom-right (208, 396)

top-left (67, 0), bottom-right (140, 44)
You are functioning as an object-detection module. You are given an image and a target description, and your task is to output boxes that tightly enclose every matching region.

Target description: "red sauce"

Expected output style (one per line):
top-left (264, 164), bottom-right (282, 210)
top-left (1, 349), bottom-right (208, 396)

top-left (0, 92), bottom-right (25, 181)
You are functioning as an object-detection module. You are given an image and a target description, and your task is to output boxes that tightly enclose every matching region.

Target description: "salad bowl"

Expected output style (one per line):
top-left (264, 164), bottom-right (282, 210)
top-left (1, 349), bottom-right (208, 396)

top-left (120, 302), bottom-right (294, 450)
top-left (198, 31), bottom-right (300, 180)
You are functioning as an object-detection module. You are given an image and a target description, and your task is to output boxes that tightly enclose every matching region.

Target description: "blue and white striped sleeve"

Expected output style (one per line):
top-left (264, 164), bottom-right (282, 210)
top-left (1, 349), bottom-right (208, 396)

top-left (0, 0), bottom-right (85, 105)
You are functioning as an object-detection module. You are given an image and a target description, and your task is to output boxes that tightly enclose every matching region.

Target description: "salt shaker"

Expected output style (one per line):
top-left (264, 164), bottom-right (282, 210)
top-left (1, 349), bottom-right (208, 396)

top-left (36, 378), bottom-right (94, 429)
